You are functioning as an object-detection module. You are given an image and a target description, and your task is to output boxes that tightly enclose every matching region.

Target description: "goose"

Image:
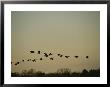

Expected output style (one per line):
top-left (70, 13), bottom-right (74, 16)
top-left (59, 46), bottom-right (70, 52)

top-left (65, 56), bottom-right (70, 58)
top-left (30, 51), bottom-right (35, 53)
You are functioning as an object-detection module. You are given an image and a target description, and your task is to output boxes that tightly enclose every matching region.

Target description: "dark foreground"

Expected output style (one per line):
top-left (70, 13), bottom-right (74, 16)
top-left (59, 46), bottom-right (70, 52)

top-left (11, 68), bottom-right (100, 77)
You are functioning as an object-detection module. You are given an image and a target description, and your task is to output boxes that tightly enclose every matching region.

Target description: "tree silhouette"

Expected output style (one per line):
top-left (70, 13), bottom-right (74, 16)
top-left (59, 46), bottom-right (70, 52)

top-left (11, 68), bottom-right (100, 77)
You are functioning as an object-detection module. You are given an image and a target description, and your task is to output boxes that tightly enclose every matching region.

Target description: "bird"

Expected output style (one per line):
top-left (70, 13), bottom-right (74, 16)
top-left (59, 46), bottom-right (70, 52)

top-left (86, 56), bottom-right (89, 59)
top-left (27, 59), bottom-right (30, 61)
top-left (40, 58), bottom-right (42, 60)
top-left (32, 59), bottom-right (36, 62)
top-left (11, 62), bottom-right (13, 64)
top-left (30, 51), bottom-right (35, 53)
top-left (14, 62), bottom-right (20, 66)
top-left (44, 53), bottom-right (48, 57)
top-left (29, 59), bottom-right (31, 61)
top-left (49, 53), bottom-right (52, 56)
top-left (17, 62), bottom-right (20, 64)
top-left (60, 55), bottom-right (63, 57)
top-left (38, 51), bottom-right (40, 54)
top-left (65, 56), bottom-right (70, 58)
top-left (22, 60), bottom-right (24, 62)
top-left (57, 54), bottom-right (60, 56)
top-left (15, 63), bottom-right (17, 66)
top-left (75, 56), bottom-right (78, 58)
top-left (50, 57), bottom-right (53, 60)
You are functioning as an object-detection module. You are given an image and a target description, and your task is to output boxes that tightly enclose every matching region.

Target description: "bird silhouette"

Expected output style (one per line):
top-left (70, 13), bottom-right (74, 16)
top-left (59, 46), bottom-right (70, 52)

top-left (15, 63), bottom-right (17, 66)
top-left (50, 57), bottom-right (53, 60)
top-left (14, 62), bottom-right (20, 66)
top-left (75, 56), bottom-right (78, 58)
top-left (44, 53), bottom-right (48, 57)
top-left (30, 51), bottom-right (35, 53)
top-left (86, 56), bottom-right (89, 59)
top-left (60, 55), bottom-right (63, 57)
top-left (22, 60), bottom-right (24, 62)
top-left (65, 56), bottom-right (70, 58)
top-left (32, 59), bottom-right (36, 62)
top-left (40, 58), bottom-right (42, 60)
top-left (38, 51), bottom-right (40, 54)
top-left (49, 53), bottom-right (52, 56)
top-left (57, 54), bottom-right (60, 56)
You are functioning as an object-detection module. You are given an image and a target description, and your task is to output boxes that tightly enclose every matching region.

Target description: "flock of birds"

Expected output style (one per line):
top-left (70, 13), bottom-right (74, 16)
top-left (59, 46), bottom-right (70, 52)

top-left (11, 50), bottom-right (89, 66)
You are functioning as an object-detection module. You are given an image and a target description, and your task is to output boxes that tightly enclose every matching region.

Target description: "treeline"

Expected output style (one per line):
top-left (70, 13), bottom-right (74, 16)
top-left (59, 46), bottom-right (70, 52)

top-left (11, 68), bottom-right (100, 77)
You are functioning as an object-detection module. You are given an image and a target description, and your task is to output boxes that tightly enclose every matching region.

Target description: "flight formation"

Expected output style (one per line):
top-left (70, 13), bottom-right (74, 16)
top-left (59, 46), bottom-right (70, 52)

top-left (11, 50), bottom-right (89, 66)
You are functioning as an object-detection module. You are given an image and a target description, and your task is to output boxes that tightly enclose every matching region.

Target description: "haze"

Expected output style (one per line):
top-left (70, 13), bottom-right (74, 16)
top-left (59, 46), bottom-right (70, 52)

top-left (11, 11), bottom-right (100, 73)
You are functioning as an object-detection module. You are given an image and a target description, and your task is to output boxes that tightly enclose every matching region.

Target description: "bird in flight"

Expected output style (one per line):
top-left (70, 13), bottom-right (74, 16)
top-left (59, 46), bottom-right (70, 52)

top-left (65, 56), bottom-right (70, 58)
top-left (40, 58), bottom-right (42, 60)
top-left (44, 53), bottom-right (48, 57)
top-left (49, 53), bottom-right (52, 56)
top-left (86, 56), bottom-right (89, 59)
top-left (38, 51), bottom-right (40, 54)
top-left (30, 51), bottom-right (35, 53)
top-left (75, 56), bottom-right (78, 58)
top-left (50, 57), bottom-right (53, 60)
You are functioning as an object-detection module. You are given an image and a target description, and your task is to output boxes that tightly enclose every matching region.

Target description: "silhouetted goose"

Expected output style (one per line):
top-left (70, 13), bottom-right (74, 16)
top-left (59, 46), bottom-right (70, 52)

top-left (22, 60), bottom-right (24, 62)
top-left (15, 63), bottom-right (17, 66)
top-left (65, 56), bottom-right (70, 58)
top-left (27, 59), bottom-right (30, 61)
top-left (15, 62), bottom-right (19, 66)
top-left (44, 53), bottom-right (48, 57)
top-left (50, 58), bottom-right (53, 60)
top-left (49, 53), bottom-right (52, 56)
top-left (32, 59), bottom-right (36, 62)
top-left (60, 55), bottom-right (63, 57)
top-left (57, 54), bottom-right (60, 56)
top-left (30, 51), bottom-right (35, 53)
top-left (86, 56), bottom-right (89, 59)
top-left (75, 56), bottom-right (78, 58)
top-left (17, 62), bottom-right (20, 64)
top-left (11, 62), bottom-right (13, 64)
top-left (38, 51), bottom-right (40, 54)
top-left (40, 58), bottom-right (42, 60)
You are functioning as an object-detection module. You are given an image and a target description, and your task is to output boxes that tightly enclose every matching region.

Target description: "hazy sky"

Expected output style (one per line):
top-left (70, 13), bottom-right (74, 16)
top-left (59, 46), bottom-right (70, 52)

top-left (11, 11), bottom-right (100, 73)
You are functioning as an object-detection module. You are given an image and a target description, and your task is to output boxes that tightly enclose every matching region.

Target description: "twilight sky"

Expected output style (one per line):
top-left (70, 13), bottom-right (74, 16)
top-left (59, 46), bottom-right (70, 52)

top-left (11, 11), bottom-right (100, 73)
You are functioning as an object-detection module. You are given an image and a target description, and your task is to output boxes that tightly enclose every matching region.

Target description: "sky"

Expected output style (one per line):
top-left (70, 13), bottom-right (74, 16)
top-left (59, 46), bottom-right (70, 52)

top-left (11, 11), bottom-right (100, 73)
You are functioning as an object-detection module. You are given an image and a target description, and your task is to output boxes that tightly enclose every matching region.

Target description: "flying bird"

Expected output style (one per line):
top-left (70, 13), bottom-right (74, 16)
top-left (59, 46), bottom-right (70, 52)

top-left (57, 54), bottom-right (60, 56)
top-left (32, 59), bottom-right (36, 62)
top-left (49, 53), bottom-right (52, 56)
top-left (50, 57), bottom-right (53, 60)
top-left (75, 56), bottom-right (78, 58)
top-left (30, 51), bottom-right (35, 53)
top-left (40, 58), bottom-right (42, 60)
top-left (65, 56), bottom-right (70, 58)
top-left (60, 55), bottom-right (63, 57)
top-left (44, 53), bottom-right (48, 57)
top-left (86, 56), bottom-right (89, 59)
top-left (14, 62), bottom-right (20, 66)
top-left (38, 51), bottom-right (40, 54)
